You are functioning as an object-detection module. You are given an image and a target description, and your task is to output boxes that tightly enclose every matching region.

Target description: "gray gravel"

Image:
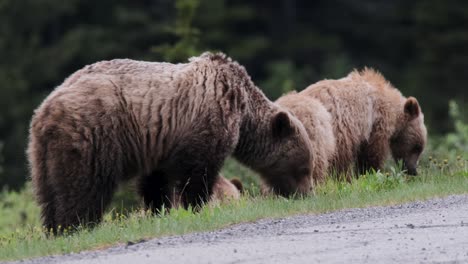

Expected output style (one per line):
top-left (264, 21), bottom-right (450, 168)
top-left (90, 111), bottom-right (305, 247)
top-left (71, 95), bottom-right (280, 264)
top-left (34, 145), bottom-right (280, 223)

top-left (11, 195), bottom-right (468, 264)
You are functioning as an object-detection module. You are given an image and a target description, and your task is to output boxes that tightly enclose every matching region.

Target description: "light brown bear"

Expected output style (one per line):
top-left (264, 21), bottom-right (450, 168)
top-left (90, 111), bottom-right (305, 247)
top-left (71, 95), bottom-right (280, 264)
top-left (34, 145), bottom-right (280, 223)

top-left (301, 68), bottom-right (427, 178)
top-left (28, 52), bottom-right (313, 231)
top-left (275, 92), bottom-right (336, 187)
top-left (210, 176), bottom-right (243, 203)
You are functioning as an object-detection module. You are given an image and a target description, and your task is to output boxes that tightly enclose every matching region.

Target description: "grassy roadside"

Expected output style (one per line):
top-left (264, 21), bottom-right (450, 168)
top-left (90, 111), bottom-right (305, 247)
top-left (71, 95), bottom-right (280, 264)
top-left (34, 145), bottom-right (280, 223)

top-left (0, 157), bottom-right (466, 261)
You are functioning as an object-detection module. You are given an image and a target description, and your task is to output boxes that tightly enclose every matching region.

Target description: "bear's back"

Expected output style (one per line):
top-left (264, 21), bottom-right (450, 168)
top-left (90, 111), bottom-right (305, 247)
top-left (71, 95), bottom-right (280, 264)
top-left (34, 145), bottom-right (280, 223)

top-left (301, 76), bottom-right (375, 151)
top-left (61, 59), bottom-right (187, 90)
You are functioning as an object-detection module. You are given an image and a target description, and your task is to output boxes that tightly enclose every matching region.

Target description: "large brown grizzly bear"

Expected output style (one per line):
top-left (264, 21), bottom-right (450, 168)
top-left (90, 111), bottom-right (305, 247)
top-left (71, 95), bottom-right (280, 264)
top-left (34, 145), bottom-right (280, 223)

top-left (301, 68), bottom-right (427, 178)
top-left (275, 92), bottom-right (336, 187)
top-left (28, 52), bottom-right (313, 231)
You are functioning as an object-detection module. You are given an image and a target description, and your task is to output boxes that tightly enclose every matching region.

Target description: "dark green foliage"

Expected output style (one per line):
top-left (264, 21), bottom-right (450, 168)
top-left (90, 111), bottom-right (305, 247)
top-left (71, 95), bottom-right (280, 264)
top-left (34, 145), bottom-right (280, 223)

top-left (152, 0), bottom-right (201, 61)
top-left (0, 0), bottom-right (466, 188)
top-left (430, 101), bottom-right (468, 159)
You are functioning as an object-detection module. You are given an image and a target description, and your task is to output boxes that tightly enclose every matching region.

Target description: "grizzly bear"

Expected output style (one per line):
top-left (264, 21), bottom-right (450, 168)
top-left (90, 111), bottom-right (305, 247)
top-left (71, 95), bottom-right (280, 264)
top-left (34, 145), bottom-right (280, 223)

top-left (275, 92), bottom-right (336, 186)
top-left (210, 175), bottom-right (243, 203)
top-left (301, 68), bottom-right (427, 179)
top-left (28, 52), bottom-right (313, 231)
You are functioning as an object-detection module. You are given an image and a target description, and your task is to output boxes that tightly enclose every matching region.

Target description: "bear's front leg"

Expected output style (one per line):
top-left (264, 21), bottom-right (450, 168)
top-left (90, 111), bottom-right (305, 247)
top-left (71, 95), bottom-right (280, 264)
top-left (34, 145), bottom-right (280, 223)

top-left (166, 143), bottom-right (228, 211)
top-left (138, 169), bottom-right (173, 213)
top-left (356, 134), bottom-right (389, 176)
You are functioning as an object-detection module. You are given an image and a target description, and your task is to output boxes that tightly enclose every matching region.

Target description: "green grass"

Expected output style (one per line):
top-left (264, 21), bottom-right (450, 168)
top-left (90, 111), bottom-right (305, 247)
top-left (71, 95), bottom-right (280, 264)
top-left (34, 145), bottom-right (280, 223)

top-left (0, 156), bottom-right (466, 261)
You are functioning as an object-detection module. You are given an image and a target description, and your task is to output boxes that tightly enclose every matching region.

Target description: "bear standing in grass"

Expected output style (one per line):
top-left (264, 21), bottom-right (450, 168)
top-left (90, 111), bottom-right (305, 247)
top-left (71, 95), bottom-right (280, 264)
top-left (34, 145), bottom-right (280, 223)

top-left (301, 68), bottom-right (427, 179)
top-left (28, 52), bottom-right (313, 231)
top-left (275, 92), bottom-right (336, 187)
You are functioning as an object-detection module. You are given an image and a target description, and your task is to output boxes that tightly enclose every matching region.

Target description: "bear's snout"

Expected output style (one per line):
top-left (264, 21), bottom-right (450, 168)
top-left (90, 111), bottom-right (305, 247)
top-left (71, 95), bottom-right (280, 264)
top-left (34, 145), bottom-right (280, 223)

top-left (406, 167), bottom-right (417, 176)
top-left (404, 162), bottom-right (418, 176)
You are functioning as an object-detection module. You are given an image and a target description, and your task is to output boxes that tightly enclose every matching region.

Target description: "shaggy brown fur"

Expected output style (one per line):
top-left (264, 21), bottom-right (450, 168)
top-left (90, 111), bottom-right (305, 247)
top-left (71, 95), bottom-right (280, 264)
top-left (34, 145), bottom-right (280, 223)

top-left (210, 175), bottom-right (243, 203)
top-left (301, 68), bottom-right (427, 179)
top-left (276, 92), bottom-right (336, 186)
top-left (28, 52), bottom-right (313, 231)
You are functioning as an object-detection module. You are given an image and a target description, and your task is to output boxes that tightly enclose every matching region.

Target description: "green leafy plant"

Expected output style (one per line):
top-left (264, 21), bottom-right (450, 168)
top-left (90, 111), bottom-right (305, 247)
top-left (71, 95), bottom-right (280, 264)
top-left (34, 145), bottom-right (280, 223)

top-left (358, 168), bottom-right (406, 192)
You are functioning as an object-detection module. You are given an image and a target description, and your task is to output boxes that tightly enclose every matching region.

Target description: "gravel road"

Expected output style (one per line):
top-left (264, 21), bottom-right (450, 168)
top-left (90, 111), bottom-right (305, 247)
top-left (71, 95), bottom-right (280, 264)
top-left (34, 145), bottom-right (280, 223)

top-left (12, 195), bottom-right (468, 264)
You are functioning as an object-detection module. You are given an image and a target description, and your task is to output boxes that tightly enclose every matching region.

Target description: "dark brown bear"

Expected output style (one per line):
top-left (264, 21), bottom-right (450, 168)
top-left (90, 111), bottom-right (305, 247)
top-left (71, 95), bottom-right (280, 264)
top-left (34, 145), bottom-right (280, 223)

top-left (28, 52), bottom-right (313, 231)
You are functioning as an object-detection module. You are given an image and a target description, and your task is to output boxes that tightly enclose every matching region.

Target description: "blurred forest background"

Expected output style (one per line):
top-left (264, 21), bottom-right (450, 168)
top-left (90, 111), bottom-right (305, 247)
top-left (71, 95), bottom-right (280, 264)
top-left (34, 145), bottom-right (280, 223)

top-left (0, 0), bottom-right (466, 189)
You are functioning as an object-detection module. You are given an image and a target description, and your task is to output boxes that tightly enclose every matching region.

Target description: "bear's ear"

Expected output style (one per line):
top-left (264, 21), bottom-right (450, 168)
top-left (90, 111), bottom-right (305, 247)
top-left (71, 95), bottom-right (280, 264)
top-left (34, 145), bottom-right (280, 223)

top-left (404, 97), bottom-right (420, 120)
top-left (230, 178), bottom-right (244, 193)
top-left (272, 112), bottom-right (294, 138)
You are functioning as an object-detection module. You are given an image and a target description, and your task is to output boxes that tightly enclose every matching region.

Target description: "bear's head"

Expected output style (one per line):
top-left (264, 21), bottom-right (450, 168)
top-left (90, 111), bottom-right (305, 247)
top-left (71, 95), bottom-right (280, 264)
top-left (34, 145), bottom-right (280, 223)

top-left (390, 97), bottom-right (427, 175)
top-left (210, 176), bottom-right (243, 203)
top-left (258, 111), bottom-right (314, 196)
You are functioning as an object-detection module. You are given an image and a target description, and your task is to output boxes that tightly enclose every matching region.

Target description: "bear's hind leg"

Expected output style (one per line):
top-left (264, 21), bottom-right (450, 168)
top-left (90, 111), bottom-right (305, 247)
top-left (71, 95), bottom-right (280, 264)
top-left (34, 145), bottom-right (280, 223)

top-left (29, 144), bottom-right (58, 232)
top-left (47, 140), bottom-right (119, 232)
top-left (34, 177), bottom-right (58, 233)
top-left (53, 177), bottom-right (117, 231)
